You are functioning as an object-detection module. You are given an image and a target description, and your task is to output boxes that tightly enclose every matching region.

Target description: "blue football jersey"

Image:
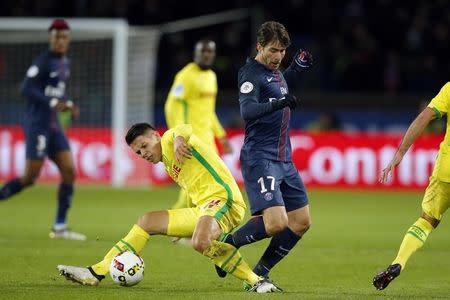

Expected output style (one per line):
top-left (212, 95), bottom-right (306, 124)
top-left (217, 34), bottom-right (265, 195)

top-left (239, 58), bottom-right (298, 162)
top-left (20, 50), bottom-right (70, 130)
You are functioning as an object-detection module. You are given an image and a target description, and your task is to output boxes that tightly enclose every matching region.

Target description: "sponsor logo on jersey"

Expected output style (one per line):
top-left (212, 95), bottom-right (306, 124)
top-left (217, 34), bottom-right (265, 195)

top-left (172, 164), bottom-right (182, 180)
top-left (45, 82), bottom-right (66, 98)
top-left (199, 91), bottom-right (216, 98)
top-left (205, 199), bottom-right (221, 209)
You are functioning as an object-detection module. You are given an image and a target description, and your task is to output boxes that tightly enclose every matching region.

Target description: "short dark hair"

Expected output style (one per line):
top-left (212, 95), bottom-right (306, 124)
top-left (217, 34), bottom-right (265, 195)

top-left (48, 19), bottom-right (70, 31)
top-left (125, 123), bottom-right (155, 145)
top-left (256, 21), bottom-right (290, 48)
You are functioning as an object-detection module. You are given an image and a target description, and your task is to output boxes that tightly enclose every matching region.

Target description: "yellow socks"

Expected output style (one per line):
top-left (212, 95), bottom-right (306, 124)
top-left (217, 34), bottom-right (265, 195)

top-left (392, 217), bottom-right (434, 268)
top-left (91, 224), bottom-right (150, 276)
top-left (203, 240), bottom-right (260, 285)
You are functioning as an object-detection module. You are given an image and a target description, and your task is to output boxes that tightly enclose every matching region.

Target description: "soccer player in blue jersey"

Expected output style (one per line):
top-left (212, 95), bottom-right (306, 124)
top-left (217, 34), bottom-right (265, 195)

top-left (215, 21), bottom-right (313, 289)
top-left (0, 19), bottom-right (85, 241)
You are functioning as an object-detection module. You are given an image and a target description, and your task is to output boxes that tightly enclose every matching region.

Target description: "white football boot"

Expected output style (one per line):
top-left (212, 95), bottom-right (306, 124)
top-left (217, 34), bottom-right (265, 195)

top-left (57, 265), bottom-right (100, 286)
top-left (50, 227), bottom-right (86, 241)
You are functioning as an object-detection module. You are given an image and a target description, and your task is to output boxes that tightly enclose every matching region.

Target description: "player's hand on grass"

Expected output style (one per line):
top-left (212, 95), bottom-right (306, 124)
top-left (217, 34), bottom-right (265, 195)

top-left (174, 136), bottom-right (192, 164)
top-left (271, 94), bottom-right (301, 110)
top-left (219, 137), bottom-right (233, 155)
top-left (380, 152), bottom-right (404, 183)
top-left (291, 49), bottom-right (313, 71)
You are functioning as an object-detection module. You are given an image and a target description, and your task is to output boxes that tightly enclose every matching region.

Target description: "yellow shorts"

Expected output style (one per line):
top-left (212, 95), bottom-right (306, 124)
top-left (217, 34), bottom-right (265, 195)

top-left (167, 197), bottom-right (246, 237)
top-left (422, 175), bottom-right (450, 220)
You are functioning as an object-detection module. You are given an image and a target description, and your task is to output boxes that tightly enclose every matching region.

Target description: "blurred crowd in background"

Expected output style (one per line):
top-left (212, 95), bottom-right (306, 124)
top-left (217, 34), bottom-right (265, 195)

top-left (1, 0), bottom-right (448, 132)
top-left (3, 0), bottom-right (449, 93)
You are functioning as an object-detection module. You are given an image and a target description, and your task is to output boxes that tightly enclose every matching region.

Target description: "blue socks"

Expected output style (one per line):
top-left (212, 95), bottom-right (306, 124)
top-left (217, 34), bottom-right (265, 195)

top-left (55, 183), bottom-right (73, 226)
top-left (0, 178), bottom-right (23, 200)
top-left (253, 227), bottom-right (301, 277)
top-left (227, 216), bottom-right (269, 248)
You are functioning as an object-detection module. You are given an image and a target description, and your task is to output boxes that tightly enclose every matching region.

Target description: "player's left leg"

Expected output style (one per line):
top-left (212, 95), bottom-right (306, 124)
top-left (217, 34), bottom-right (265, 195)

top-left (373, 176), bottom-right (450, 290)
top-left (59, 210), bottom-right (166, 285)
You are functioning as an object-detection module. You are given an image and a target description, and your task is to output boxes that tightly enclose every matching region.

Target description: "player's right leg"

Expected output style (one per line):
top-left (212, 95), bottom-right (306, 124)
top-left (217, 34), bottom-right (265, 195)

top-left (1, 130), bottom-right (48, 200)
top-left (373, 176), bottom-right (450, 290)
top-left (58, 210), bottom-right (167, 285)
top-left (0, 159), bottom-right (42, 200)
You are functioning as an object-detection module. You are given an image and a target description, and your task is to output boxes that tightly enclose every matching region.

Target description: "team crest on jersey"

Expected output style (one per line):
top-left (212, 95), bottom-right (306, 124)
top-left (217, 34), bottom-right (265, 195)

top-left (240, 81), bottom-right (253, 93)
top-left (264, 192), bottom-right (273, 201)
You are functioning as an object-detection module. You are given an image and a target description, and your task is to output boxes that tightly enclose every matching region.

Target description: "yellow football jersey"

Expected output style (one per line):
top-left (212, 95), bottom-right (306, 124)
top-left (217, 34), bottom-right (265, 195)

top-left (427, 82), bottom-right (450, 182)
top-left (164, 63), bottom-right (225, 149)
top-left (160, 124), bottom-right (244, 209)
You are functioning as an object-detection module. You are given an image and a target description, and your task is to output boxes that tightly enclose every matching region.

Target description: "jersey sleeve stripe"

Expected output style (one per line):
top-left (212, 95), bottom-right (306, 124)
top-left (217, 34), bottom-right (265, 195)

top-left (431, 106), bottom-right (443, 119)
top-left (181, 99), bottom-right (188, 123)
top-left (190, 147), bottom-right (233, 221)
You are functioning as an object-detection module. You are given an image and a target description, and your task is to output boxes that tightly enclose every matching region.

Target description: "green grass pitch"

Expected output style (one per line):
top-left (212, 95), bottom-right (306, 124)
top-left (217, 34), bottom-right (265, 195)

top-left (0, 185), bottom-right (449, 299)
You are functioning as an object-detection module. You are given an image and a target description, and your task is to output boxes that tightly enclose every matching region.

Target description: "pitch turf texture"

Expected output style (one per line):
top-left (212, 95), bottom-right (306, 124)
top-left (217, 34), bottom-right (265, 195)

top-left (1, 185), bottom-right (449, 299)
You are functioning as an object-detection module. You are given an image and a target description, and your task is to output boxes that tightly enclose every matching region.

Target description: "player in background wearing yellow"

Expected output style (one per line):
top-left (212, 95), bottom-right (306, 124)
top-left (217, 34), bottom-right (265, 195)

top-left (165, 40), bottom-right (232, 209)
top-left (57, 123), bottom-right (280, 293)
top-left (373, 82), bottom-right (450, 290)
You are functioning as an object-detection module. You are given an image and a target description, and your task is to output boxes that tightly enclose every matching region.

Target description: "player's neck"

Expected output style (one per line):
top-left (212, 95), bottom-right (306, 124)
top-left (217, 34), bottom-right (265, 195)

top-left (49, 49), bottom-right (64, 58)
top-left (195, 63), bottom-right (211, 71)
top-left (254, 55), bottom-right (271, 71)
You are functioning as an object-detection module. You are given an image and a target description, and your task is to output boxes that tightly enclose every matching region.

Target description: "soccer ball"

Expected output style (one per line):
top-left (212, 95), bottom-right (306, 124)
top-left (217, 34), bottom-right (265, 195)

top-left (109, 251), bottom-right (145, 287)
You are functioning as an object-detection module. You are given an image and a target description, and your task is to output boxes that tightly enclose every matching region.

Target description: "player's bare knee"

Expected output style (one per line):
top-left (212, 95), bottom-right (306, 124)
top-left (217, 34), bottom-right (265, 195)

top-left (292, 219), bottom-right (311, 236)
top-left (137, 213), bottom-right (153, 232)
top-left (265, 218), bottom-right (288, 236)
top-left (61, 167), bottom-right (76, 183)
top-left (191, 236), bottom-right (210, 253)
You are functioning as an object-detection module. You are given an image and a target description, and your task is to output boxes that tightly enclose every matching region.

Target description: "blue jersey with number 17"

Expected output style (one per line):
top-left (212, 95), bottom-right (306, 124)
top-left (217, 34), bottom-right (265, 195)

top-left (238, 58), bottom-right (295, 162)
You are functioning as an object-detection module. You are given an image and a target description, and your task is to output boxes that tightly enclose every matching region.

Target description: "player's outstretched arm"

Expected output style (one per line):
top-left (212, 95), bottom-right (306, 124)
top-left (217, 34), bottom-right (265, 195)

top-left (283, 49), bottom-right (313, 88)
top-left (380, 107), bottom-right (436, 183)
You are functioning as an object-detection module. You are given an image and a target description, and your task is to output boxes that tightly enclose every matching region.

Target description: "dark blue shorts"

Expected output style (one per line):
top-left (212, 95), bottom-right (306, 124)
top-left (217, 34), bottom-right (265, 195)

top-left (241, 159), bottom-right (309, 216)
top-left (25, 128), bottom-right (70, 160)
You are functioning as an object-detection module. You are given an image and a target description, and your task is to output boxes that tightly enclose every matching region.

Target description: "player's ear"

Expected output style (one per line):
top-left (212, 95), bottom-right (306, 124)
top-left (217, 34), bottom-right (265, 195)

top-left (154, 130), bottom-right (161, 141)
top-left (256, 43), bottom-right (264, 53)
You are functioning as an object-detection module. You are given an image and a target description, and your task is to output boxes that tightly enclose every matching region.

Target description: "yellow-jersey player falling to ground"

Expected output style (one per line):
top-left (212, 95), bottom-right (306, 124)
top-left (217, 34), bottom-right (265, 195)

top-left (164, 40), bottom-right (232, 209)
top-left (57, 123), bottom-right (281, 293)
top-left (373, 82), bottom-right (450, 290)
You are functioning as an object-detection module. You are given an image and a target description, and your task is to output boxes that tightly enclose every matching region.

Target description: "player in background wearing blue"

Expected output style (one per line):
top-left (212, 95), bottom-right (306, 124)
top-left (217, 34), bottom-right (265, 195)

top-left (0, 19), bottom-right (85, 241)
top-left (215, 21), bottom-right (313, 289)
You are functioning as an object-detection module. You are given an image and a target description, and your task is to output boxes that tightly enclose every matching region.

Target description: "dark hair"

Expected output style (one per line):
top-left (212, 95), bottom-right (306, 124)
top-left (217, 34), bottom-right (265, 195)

top-left (48, 19), bottom-right (70, 31)
top-left (125, 123), bottom-right (155, 145)
top-left (256, 21), bottom-right (290, 48)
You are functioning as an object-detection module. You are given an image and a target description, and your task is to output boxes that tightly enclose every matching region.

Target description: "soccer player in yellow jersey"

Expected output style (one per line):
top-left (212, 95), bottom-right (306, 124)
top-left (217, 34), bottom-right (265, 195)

top-left (57, 123), bottom-right (280, 293)
top-left (373, 82), bottom-right (450, 290)
top-left (165, 40), bottom-right (232, 209)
